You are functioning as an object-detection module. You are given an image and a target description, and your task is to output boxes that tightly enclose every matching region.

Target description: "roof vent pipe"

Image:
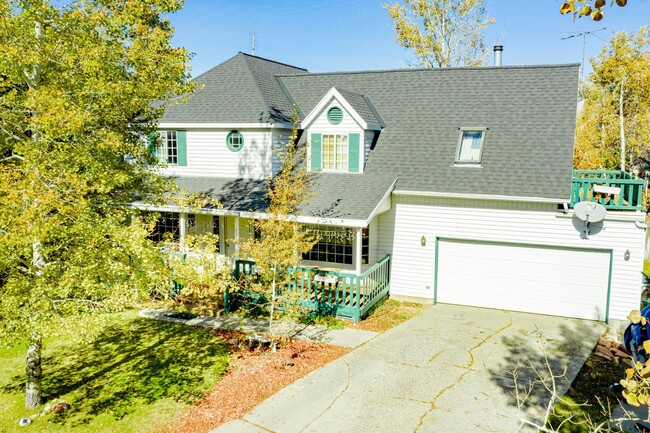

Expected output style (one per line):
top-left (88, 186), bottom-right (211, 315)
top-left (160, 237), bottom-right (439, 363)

top-left (493, 45), bottom-right (503, 67)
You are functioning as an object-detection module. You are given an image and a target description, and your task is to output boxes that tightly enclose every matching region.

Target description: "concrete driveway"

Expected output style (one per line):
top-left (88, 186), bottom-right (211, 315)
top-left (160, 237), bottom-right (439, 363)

top-left (212, 304), bottom-right (605, 433)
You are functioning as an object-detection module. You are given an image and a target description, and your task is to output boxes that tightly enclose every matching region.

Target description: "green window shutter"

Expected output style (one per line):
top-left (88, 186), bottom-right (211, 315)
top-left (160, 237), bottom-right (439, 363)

top-left (177, 130), bottom-right (187, 166)
top-left (348, 133), bottom-right (360, 173)
top-left (147, 132), bottom-right (157, 157)
top-left (311, 133), bottom-right (321, 171)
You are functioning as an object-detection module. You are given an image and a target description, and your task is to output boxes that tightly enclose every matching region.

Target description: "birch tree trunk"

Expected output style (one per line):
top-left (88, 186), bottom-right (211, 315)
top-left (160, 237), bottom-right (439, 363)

top-left (25, 19), bottom-right (44, 409)
top-left (25, 333), bottom-right (42, 408)
top-left (619, 82), bottom-right (626, 172)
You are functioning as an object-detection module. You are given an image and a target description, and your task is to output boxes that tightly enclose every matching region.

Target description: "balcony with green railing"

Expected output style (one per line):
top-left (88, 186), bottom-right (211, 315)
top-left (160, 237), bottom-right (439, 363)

top-left (571, 170), bottom-right (645, 211)
top-left (226, 254), bottom-right (391, 322)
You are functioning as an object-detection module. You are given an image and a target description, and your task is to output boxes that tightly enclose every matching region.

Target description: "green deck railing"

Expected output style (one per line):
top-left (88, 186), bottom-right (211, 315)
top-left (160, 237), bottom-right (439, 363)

top-left (228, 254), bottom-right (391, 322)
top-left (571, 170), bottom-right (644, 211)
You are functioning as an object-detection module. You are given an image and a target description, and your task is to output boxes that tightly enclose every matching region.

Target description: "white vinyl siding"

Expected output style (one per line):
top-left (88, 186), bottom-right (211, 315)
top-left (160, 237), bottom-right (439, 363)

top-left (272, 129), bottom-right (291, 176)
top-left (377, 195), bottom-right (645, 321)
top-left (158, 128), bottom-right (273, 179)
top-left (364, 131), bottom-right (374, 169)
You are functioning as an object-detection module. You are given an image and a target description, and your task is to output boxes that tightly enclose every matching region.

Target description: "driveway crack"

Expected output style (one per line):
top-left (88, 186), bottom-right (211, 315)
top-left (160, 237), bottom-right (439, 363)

top-left (413, 315), bottom-right (513, 433)
top-left (241, 418), bottom-right (277, 433)
top-left (300, 361), bottom-right (350, 432)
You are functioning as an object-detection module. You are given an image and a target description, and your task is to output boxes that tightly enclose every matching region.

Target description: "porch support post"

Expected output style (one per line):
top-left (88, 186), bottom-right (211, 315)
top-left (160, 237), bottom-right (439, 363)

top-left (179, 212), bottom-right (187, 244)
top-left (355, 227), bottom-right (363, 275)
top-left (234, 216), bottom-right (240, 258)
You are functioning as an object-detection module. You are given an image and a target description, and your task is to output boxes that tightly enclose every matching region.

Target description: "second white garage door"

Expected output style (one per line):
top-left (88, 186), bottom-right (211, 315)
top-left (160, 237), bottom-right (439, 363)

top-left (436, 239), bottom-right (611, 321)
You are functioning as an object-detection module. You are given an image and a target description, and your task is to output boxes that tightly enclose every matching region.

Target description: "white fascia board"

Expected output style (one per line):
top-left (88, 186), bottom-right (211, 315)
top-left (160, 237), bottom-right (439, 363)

top-left (555, 210), bottom-right (646, 223)
top-left (157, 122), bottom-right (293, 129)
top-left (237, 211), bottom-right (366, 228)
top-left (393, 190), bottom-right (568, 204)
top-left (365, 178), bottom-right (397, 225)
top-left (300, 88), bottom-right (369, 130)
top-left (129, 203), bottom-right (235, 217)
top-left (130, 203), bottom-right (367, 227)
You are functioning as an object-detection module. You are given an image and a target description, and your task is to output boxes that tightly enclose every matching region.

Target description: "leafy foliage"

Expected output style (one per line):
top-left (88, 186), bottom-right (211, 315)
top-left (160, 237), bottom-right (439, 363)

top-left (383, 0), bottom-right (495, 68)
top-left (0, 0), bottom-right (195, 407)
top-left (560, 0), bottom-right (628, 22)
top-left (573, 26), bottom-right (650, 173)
top-left (0, 0), bottom-right (193, 344)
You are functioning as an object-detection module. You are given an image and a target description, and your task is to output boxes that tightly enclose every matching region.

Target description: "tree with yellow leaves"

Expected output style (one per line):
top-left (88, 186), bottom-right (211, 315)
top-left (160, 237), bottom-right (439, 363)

top-left (560, 0), bottom-right (628, 22)
top-left (0, 0), bottom-right (193, 408)
top-left (574, 26), bottom-right (650, 174)
top-left (238, 108), bottom-right (317, 338)
top-left (383, 0), bottom-right (495, 68)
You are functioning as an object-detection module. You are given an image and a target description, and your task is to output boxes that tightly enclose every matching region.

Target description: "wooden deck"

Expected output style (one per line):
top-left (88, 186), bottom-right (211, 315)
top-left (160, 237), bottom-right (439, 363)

top-left (227, 255), bottom-right (391, 322)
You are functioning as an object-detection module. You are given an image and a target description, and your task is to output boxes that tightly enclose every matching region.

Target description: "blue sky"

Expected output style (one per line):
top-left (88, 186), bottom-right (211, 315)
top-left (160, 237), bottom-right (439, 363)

top-left (169, 0), bottom-right (650, 77)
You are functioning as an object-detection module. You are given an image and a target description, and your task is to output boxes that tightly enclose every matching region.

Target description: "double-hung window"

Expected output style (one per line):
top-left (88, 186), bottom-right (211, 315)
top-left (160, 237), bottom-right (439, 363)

top-left (322, 134), bottom-right (348, 171)
top-left (157, 131), bottom-right (178, 165)
top-left (456, 129), bottom-right (486, 164)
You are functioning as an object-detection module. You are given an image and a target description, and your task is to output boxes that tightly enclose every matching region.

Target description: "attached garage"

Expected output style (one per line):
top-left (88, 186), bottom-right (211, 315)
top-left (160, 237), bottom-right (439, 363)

top-left (435, 238), bottom-right (612, 321)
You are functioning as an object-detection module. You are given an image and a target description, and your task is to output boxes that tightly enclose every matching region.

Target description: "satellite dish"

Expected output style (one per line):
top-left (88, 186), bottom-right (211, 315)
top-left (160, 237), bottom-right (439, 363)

top-left (573, 201), bottom-right (607, 239)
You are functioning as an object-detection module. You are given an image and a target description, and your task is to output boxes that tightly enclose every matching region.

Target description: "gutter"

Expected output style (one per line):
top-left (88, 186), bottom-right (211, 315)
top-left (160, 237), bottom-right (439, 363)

top-left (393, 189), bottom-right (567, 204)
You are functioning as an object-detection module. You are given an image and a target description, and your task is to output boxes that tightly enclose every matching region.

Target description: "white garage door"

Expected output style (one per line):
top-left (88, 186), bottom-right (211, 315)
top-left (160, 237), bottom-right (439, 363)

top-left (437, 239), bottom-right (611, 321)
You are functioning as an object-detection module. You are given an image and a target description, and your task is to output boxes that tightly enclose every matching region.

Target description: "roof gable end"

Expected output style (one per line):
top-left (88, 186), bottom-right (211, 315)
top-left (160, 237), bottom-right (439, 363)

top-left (300, 87), bottom-right (382, 131)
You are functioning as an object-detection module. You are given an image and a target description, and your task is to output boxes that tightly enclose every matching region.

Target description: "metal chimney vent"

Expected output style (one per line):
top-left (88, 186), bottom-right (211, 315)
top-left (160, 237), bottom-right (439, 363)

top-left (493, 45), bottom-right (503, 67)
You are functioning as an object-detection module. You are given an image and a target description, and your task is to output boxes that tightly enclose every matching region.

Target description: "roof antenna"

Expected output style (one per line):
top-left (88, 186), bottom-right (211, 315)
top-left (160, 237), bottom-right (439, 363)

top-left (251, 32), bottom-right (256, 56)
top-left (560, 27), bottom-right (607, 78)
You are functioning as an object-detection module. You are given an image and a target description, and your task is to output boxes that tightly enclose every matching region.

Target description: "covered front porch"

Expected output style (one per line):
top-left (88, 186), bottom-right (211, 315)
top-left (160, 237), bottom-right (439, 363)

top-left (147, 210), bottom-right (391, 321)
top-left (150, 211), bottom-right (382, 275)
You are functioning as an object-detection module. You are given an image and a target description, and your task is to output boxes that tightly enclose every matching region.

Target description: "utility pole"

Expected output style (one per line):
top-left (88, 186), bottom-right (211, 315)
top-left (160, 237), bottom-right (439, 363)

top-left (251, 33), bottom-right (256, 56)
top-left (561, 27), bottom-right (607, 78)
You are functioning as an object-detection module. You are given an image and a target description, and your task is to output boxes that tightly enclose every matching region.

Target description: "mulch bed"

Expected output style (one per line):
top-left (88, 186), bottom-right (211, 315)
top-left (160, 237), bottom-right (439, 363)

top-left (160, 329), bottom-right (350, 433)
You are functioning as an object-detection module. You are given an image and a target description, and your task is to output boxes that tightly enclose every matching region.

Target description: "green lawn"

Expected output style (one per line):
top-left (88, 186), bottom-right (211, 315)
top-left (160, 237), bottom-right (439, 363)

top-left (0, 311), bottom-right (229, 433)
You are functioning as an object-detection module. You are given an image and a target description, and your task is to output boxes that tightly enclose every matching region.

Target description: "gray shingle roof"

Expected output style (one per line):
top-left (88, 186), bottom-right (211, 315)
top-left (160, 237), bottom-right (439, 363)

top-left (334, 88), bottom-right (383, 127)
top-left (159, 53), bottom-right (306, 124)
top-left (159, 56), bottom-right (580, 217)
top-left (279, 64), bottom-right (580, 200)
top-left (171, 173), bottom-right (395, 222)
top-left (174, 177), bottom-right (268, 212)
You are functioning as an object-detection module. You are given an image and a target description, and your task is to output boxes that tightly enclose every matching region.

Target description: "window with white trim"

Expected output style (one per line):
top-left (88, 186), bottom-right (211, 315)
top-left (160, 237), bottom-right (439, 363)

top-left (322, 134), bottom-right (348, 171)
top-left (302, 225), bottom-right (369, 266)
top-left (456, 130), bottom-right (486, 163)
top-left (149, 212), bottom-right (180, 242)
top-left (157, 131), bottom-right (178, 165)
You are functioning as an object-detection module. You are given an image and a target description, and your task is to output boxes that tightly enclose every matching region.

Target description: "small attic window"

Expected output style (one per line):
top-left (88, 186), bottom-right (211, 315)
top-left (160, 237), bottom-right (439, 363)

top-left (455, 129), bottom-right (486, 164)
top-left (327, 107), bottom-right (343, 125)
top-left (226, 130), bottom-right (244, 152)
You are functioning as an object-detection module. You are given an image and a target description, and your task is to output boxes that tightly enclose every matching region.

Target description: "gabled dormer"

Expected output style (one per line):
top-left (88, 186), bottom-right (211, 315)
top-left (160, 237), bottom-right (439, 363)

top-left (301, 87), bottom-right (383, 174)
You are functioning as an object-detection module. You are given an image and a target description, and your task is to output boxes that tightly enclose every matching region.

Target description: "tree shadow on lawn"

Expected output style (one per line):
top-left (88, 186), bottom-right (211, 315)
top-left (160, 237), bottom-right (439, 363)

top-left (488, 319), bottom-right (610, 424)
top-left (3, 316), bottom-right (229, 427)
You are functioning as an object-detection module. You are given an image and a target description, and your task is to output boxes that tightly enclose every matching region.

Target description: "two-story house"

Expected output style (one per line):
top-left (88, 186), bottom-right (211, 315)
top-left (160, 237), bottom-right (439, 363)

top-left (137, 52), bottom-right (646, 322)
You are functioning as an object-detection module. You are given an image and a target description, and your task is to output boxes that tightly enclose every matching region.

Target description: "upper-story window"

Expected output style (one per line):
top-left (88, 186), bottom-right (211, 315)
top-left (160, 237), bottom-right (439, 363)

top-left (157, 131), bottom-right (178, 165)
top-left (227, 130), bottom-right (244, 152)
top-left (322, 134), bottom-right (348, 171)
top-left (455, 129), bottom-right (486, 164)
